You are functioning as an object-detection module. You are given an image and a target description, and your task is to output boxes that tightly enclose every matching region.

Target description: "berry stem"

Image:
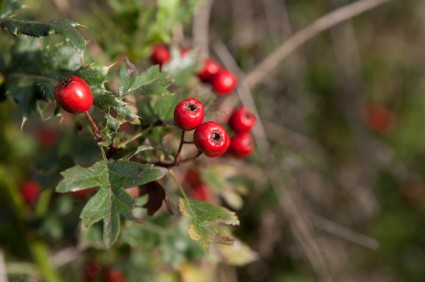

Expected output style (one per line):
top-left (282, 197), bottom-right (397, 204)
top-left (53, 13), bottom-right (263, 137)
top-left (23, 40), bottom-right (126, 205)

top-left (84, 111), bottom-right (102, 141)
top-left (169, 169), bottom-right (190, 201)
top-left (174, 130), bottom-right (186, 164)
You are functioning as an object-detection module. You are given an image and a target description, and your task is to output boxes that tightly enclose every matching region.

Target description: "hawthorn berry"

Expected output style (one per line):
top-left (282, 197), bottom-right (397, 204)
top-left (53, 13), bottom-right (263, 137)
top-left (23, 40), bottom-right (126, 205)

top-left (72, 188), bottom-right (94, 199)
top-left (229, 132), bottom-right (254, 158)
top-left (180, 47), bottom-right (191, 57)
top-left (20, 180), bottom-right (41, 205)
top-left (191, 183), bottom-right (210, 201)
top-left (35, 125), bottom-right (59, 148)
top-left (194, 122), bottom-right (230, 157)
top-left (197, 58), bottom-right (221, 83)
top-left (85, 261), bottom-right (101, 280)
top-left (184, 168), bottom-right (202, 186)
top-left (174, 98), bottom-right (204, 131)
top-left (150, 44), bottom-right (170, 66)
top-left (54, 76), bottom-right (93, 114)
top-left (212, 69), bottom-right (238, 95)
top-left (228, 107), bottom-right (257, 133)
top-left (105, 268), bottom-right (125, 282)
top-left (366, 105), bottom-right (396, 134)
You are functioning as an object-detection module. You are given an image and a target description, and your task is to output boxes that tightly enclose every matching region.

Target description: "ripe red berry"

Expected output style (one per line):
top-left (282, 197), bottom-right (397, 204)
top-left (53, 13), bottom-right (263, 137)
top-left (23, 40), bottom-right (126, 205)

top-left (54, 76), bottom-right (93, 114)
top-left (229, 133), bottom-right (254, 158)
top-left (180, 47), bottom-right (191, 57)
top-left (197, 58), bottom-right (221, 83)
top-left (212, 69), bottom-right (237, 95)
top-left (194, 122), bottom-right (230, 157)
top-left (105, 268), bottom-right (125, 282)
top-left (35, 125), bottom-right (59, 148)
top-left (174, 98), bottom-right (204, 131)
top-left (191, 183), bottom-right (210, 201)
top-left (228, 107), bottom-right (256, 133)
top-left (20, 180), bottom-right (41, 205)
top-left (150, 44), bottom-right (170, 66)
top-left (72, 188), bottom-right (94, 199)
top-left (365, 105), bottom-right (396, 134)
top-left (184, 168), bottom-right (202, 186)
top-left (85, 261), bottom-right (101, 280)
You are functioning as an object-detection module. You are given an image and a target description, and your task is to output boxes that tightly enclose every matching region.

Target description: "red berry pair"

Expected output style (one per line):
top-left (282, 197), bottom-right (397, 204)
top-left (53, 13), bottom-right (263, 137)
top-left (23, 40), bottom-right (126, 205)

top-left (197, 58), bottom-right (238, 96)
top-left (174, 98), bottom-right (230, 157)
top-left (228, 107), bottom-right (256, 158)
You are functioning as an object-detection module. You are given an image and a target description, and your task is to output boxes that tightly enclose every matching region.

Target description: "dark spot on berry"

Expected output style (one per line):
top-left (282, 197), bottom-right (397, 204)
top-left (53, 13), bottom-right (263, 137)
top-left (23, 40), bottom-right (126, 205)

top-left (212, 131), bottom-right (222, 142)
top-left (245, 111), bottom-right (253, 120)
top-left (185, 102), bottom-right (198, 112)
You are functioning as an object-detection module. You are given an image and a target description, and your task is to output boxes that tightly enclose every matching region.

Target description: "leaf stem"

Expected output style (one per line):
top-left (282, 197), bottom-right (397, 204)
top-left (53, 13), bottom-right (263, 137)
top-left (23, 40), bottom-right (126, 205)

top-left (168, 169), bottom-right (189, 201)
top-left (117, 125), bottom-right (153, 149)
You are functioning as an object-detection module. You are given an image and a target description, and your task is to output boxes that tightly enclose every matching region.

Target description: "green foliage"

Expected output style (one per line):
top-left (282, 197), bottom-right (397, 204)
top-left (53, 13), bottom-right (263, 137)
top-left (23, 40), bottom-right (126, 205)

top-left (56, 160), bottom-right (164, 247)
top-left (179, 198), bottom-right (240, 251)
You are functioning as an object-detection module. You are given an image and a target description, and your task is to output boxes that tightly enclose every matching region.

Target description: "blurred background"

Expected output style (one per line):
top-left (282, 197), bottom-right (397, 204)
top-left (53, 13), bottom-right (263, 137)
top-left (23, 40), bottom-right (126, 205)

top-left (2, 0), bottom-right (425, 281)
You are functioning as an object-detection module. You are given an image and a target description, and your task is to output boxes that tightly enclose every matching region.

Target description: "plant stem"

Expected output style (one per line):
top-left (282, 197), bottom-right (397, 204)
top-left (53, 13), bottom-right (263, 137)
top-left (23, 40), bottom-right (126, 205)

top-left (168, 169), bottom-right (189, 201)
top-left (84, 111), bottom-right (101, 141)
top-left (174, 130), bottom-right (186, 164)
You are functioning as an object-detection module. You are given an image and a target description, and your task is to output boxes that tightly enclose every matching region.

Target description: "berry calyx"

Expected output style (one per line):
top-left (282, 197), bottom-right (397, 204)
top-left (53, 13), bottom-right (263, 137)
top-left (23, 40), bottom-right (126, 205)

top-left (20, 180), bottom-right (41, 205)
top-left (194, 122), bottom-right (230, 157)
top-left (212, 69), bottom-right (238, 95)
top-left (228, 107), bottom-right (257, 133)
top-left (197, 58), bottom-right (221, 83)
top-left (229, 133), bottom-right (254, 158)
top-left (174, 98), bottom-right (204, 131)
top-left (150, 44), bottom-right (170, 66)
top-left (54, 76), bottom-right (93, 114)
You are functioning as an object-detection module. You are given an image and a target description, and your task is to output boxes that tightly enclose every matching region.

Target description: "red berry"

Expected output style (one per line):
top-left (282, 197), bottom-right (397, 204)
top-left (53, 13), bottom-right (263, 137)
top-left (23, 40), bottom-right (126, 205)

top-left (365, 105), bottom-right (396, 134)
top-left (105, 268), bottom-right (125, 282)
top-left (194, 122), bottom-right (230, 157)
top-left (150, 44), bottom-right (170, 66)
top-left (174, 98), bottom-right (204, 131)
top-left (35, 125), bottom-right (59, 148)
top-left (54, 76), bottom-right (93, 114)
top-left (229, 133), bottom-right (254, 158)
top-left (85, 261), bottom-right (101, 280)
top-left (184, 168), bottom-right (202, 186)
top-left (180, 47), bottom-right (191, 57)
top-left (228, 107), bottom-right (256, 133)
top-left (72, 188), bottom-right (94, 199)
top-left (197, 59), bottom-right (221, 83)
top-left (20, 180), bottom-right (41, 205)
top-left (191, 184), bottom-right (210, 201)
top-left (212, 70), bottom-right (237, 95)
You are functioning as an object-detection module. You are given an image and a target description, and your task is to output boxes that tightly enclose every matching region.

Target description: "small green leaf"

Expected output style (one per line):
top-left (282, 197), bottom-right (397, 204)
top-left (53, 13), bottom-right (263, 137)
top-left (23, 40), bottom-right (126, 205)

top-left (56, 160), bottom-right (165, 247)
top-left (94, 93), bottom-right (140, 125)
top-left (118, 64), bottom-right (172, 97)
top-left (179, 198), bottom-right (239, 251)
top-left (0, 18), bottom-right (86, 53)
top-left (0, 0), bottom-right (23, 19)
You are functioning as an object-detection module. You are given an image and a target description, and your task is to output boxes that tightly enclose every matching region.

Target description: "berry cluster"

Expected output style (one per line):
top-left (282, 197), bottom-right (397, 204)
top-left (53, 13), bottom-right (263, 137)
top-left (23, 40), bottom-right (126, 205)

top-left (174, 98), bottom-right (230, 157)
top-left (150, 44), bottom-right (238, 96)
top-left (227, 107), bottom-right (256, 158)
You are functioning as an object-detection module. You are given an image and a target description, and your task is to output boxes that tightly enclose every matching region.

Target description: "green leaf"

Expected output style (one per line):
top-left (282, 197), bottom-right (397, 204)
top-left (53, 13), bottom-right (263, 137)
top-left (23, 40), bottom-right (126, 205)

top-left (118, 64), bottom-right (172, 97)
top-left (56, 160), bottom-right (165, 247)
top-left (162, 47), bottom-right (199, 84)
top-left (179, 198), bottom-right (239, 251)
top-left (94, 93), bottom-right (140, 125)
top-left (0, 18), bottom-right (86, 53)
top-left (0, 0), bottom-right (23, 18)
top-left (149, 94), bottom-right (179, 120)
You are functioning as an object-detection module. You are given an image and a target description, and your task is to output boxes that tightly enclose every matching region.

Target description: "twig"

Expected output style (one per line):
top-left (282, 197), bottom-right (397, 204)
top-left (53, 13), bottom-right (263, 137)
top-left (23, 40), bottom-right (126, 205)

top-left (84, 111), bottom-right (102, 142)
top-left (192, 0), bottom-right (214, 59)
top-left (174, 131), bottom-right (186, 164)
top-left (51, 247), bottom-right (79, 268)
top-left (0, 248), bottom-right (8, 282)
top-left (304, 211), bottom-right (379, 250)
top-left (214, 42), bottom-right (332, 281)
top-left (243, 0), bottom-right (391, 88)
